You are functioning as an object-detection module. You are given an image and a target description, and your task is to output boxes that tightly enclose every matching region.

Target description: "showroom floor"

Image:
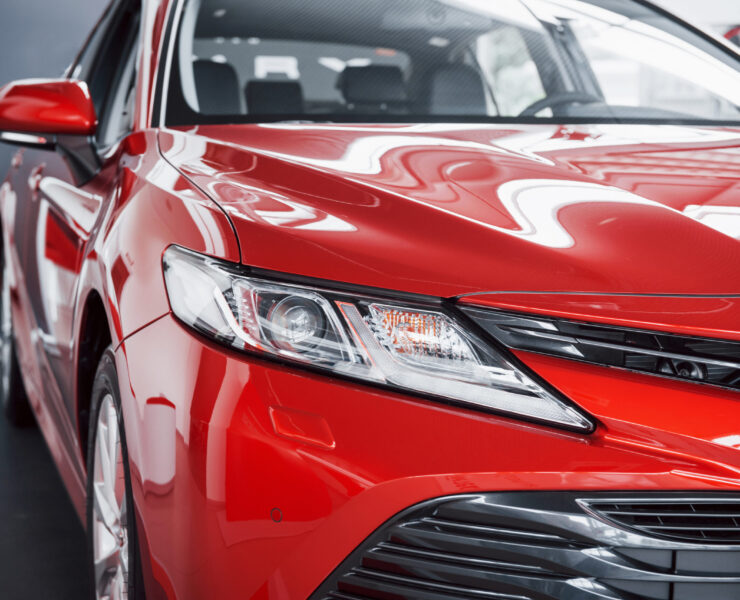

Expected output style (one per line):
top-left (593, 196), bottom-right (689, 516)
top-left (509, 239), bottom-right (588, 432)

top-left (0, 415), bottom-right (89, 598)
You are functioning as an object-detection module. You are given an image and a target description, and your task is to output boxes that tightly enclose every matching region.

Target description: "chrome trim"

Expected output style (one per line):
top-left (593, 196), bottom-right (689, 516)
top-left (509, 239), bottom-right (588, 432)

top-left (501, 324), bottom-right (740, 370)
top-left (311, 492), bottom-right (740, 600)
top-left (463, 307), bottom-right (740, 393)
top-left (458, 291), bottom-right (740, 298)
top-left (0, 131), bottom-right (51, 147)
top-left (579, 496), bottom-right (740, 544)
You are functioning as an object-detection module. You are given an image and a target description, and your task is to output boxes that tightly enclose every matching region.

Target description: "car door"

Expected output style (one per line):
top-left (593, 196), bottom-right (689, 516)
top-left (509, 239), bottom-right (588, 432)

top-left (6, 0), bottom-right (141, 474)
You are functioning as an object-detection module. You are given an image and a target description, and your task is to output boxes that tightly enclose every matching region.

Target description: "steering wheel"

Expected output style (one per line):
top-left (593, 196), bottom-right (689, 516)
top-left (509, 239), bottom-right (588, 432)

top-left (519, 92), bottom-right (603, 117)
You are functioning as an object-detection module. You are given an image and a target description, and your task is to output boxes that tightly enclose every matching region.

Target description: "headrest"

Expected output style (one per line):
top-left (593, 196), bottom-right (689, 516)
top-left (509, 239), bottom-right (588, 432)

top-left (426, 65), bottom-right (487, 115)
top-left (245, 80), bottom-right (305, 115)
top-left (339, 66), bottom-right (406, 106)
top-left (193, 60), bottom-right (241, 115)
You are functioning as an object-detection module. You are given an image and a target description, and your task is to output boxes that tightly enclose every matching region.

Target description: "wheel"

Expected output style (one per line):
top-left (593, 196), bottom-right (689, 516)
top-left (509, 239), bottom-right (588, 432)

top-left (86, 348), bottom-right (144, 600)
top-left (0, 255), bottom-right (33, 426)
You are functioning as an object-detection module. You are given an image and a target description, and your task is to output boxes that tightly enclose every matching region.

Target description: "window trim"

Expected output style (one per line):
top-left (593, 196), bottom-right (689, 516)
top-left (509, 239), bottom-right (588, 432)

top-left (96, 13), bottom-right (142, 151)
top-left (154, 0), bottom-right (186, 128)
top-left (65, 0), bottom-right (143, 155)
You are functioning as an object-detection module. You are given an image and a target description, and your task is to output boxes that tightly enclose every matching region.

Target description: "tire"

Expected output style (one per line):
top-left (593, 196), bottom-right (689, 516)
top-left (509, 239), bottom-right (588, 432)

top-left (86, 348), bottom-right (145, 600)
top-left (0, 255), bottom-right (33, 427)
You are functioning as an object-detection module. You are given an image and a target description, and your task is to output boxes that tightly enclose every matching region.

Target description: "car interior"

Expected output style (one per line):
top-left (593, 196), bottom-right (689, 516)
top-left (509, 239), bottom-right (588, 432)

top-left (178, 0), bottom-right (550, 120)
top-left (163, 0), bottom-right (740, 125)
top-left (188, 45), bottom-right (495, 119)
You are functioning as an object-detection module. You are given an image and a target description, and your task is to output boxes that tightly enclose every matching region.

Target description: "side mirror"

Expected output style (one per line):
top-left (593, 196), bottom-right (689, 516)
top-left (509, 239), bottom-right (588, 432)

top-left (726, 26), bottom-right (740, 48)
top-left (0, 79), bottom-right (97, 141)
top-left (0, 78), bottom-right (100, 182)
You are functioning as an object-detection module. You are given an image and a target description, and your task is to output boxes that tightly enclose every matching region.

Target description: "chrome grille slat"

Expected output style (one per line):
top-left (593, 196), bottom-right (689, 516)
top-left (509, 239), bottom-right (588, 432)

top-left (310, 492), bottom-right (740, 600)
top-left (503, 325), bottom-right (740, 370)
top-left (374, 541), bottom-right (560, 575)
top-left (346, 567), bottom-right (533, 599)
top-left (325, 593), bottom-right (373, 600)
top-left (417, 517), bottom-right (576, 545)
top-left (645, 525), bottom-right (740, 531)
top-left (463, 307), bottom-right (740, 392)
top-left (585, 498), bottom-right (740, 543)
top-left (607, 511), bottom-right (740, 517)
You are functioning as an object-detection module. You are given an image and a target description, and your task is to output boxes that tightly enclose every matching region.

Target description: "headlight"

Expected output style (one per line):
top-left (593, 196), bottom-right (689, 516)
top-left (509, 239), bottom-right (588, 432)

top-left (163, 245), bottom-right (593, 432)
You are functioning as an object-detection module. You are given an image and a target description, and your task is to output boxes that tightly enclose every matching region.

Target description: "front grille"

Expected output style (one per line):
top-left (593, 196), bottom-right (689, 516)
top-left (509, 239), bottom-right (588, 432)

top-left (310, 492), bottom-right (740, 600)
top-left (583, 498), bottom-right (740, 544)
top-left (462, 307), bottom-right (740, 392)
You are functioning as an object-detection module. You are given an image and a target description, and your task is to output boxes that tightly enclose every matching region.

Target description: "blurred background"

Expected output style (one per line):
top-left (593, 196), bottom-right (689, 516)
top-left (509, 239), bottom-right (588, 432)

top-left (0, 0), bottom-right (106, 171)
top-left (0, 0), bottom-right (737, 597)
top-left (658, 0), bottom-right (738, 33)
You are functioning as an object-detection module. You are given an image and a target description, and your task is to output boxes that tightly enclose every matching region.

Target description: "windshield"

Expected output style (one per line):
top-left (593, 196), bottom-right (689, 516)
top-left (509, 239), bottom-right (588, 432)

top-left (163, 0), bottom-right (740, 125)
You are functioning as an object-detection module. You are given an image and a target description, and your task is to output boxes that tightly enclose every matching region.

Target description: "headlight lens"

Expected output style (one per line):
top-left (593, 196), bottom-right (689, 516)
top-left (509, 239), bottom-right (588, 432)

top-left (163, 246), bottom-right (592, 432)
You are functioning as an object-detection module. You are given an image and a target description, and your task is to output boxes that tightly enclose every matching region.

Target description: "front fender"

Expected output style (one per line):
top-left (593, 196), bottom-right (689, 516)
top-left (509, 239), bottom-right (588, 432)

top-left (88, 131), bottom-right (239, 348)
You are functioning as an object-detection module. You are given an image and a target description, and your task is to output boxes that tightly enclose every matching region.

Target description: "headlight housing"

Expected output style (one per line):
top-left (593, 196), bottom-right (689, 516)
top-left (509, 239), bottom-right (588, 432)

top-left (163, 245), bottom-right (593, 432)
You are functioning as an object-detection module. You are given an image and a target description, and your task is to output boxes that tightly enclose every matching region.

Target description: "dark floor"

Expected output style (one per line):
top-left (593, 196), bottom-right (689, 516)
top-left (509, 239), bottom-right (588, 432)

top-left (0, 414), bottom-right (90, 599)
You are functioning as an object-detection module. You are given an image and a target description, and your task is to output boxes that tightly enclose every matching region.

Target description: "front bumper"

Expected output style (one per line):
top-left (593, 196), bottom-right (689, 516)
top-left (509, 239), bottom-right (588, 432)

top-left (116, 314), bottom-right (740, 600)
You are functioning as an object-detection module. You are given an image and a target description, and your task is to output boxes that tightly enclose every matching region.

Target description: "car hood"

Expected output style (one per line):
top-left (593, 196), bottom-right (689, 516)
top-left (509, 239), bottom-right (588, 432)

top-left (159, 123), bottom-right (740, 301)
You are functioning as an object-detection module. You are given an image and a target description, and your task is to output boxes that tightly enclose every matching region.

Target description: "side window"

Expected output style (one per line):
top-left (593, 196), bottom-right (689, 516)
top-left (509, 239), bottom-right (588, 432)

top-left (476, 27), bottom-right (548, 116)
top-left (97, 24), bottom-right (139, 147)
top-left (68, 7), bottom-right (113, 81)
top-left (77, 1), bottom-right (141, 149)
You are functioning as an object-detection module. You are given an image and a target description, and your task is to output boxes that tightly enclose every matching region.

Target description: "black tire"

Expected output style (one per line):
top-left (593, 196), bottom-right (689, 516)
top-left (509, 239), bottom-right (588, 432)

top-left (86, 348), bottom-right (146, 600)
top-left (0, 255), bottom-right (33, 427)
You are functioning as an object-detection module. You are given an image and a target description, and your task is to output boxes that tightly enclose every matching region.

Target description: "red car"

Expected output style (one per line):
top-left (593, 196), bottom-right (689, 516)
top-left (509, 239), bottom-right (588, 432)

top-left (1, 0), bottom-right (740, 598)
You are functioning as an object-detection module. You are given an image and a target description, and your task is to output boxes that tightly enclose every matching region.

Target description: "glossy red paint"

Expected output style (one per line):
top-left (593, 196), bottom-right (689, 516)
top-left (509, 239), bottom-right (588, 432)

top-left (0, 79), bottom-right (97, 136)
top-left (0, 1), bottom-right (738, 599)
top-left (726, 25), bottom-right (740, 43)
top-left (108, 317), bottom-right (740, 598)
top-left (160, 123), bottom-right (740, 297)
top-left (117, 315), bottom-right (740, 600)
